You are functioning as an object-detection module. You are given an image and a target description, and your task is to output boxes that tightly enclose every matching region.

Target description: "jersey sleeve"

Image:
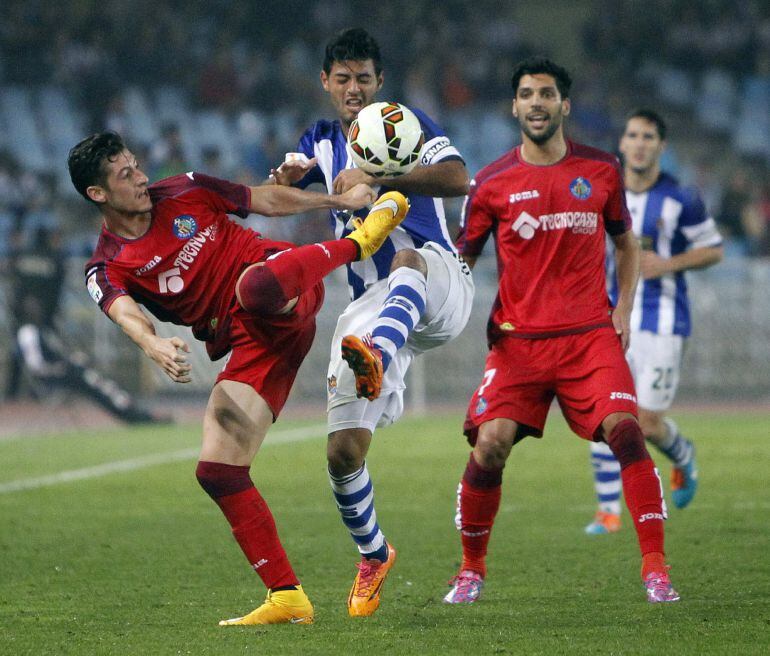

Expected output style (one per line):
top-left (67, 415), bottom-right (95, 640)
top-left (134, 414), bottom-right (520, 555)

top-left (293, 127), bottom-right (326, 189)
top-left (457, 178), bottom-right (495, 256)
top-left (150, 172), bottom-right (252, 218)
top-left (85, 261), bottom-right (128, 316)
top-left (603, 159), bottom-right (632, 236)
top-left (411, 108), bottom-right (465, 166)
top-left (679, 187), bottom-right (723, 249)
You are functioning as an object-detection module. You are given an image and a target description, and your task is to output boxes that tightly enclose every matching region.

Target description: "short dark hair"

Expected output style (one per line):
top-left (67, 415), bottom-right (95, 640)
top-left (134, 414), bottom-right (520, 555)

top-left (323, 28), bottom-right (382, 76)
top-left (68, 131), bottom-right (126, 203)
top-left (511, 57), bottom-right (572, 99)
top-left (625, 108), bottom-right (667, 140)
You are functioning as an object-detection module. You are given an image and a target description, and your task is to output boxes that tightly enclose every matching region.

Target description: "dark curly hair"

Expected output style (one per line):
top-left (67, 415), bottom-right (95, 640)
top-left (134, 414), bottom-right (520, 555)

top-left (511, 57), bottom-right (572, 99)
top-left (67, 131), bottom-right (126, 203)
top-left (323, 28), bottom-right (382, 76)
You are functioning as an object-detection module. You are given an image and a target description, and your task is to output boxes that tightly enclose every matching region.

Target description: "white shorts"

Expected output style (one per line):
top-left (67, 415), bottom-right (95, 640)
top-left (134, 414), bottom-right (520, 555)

top-left (327, 242), bottom-right (474, 433)
top-left (626, 330), bottom-right (684, 412)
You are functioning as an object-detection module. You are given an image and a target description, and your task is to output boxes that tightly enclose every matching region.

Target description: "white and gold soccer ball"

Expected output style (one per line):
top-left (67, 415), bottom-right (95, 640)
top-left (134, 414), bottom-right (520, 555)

top-left (348, 102), bottom-right (424, 177)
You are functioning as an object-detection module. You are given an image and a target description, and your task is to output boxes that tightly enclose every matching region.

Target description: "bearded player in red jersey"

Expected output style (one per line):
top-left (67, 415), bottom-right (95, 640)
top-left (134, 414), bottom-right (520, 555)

top-left (442, 58), bottom-right (680, 605)
top-left (67, 131), bottom-right (410, 626)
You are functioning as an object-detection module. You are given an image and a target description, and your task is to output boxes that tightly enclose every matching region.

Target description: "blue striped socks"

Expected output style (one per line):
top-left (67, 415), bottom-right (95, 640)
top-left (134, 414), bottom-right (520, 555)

top-left (371, 267), bottom-right (427, 372)
top-left (328, 463), bottom-right (388, 562)
top-left (589, 441), bottom-right (622, 515)
top-left (655, 417), bottom-right (693, 467)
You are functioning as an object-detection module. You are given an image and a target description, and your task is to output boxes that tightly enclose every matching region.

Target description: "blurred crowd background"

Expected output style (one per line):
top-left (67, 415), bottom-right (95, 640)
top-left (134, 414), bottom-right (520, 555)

top-left (1, 0), bottom-right (768, 418)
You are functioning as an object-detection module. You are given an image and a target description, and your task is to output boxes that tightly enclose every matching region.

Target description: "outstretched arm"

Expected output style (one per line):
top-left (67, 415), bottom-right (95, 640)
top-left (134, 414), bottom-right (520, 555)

top-left (332, 160), bottom-right (470, 197)
top-left (107, 295), bottom-right (192, 383)
top-left (247, 182), bottom-right (376, 217)
top-left (611, 230), bottom-right (641, 352)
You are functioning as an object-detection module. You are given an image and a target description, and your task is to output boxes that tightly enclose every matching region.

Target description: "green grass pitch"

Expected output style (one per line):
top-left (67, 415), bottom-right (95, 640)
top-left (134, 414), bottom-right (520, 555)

top-left (1, 411), bottom-right (768, 655)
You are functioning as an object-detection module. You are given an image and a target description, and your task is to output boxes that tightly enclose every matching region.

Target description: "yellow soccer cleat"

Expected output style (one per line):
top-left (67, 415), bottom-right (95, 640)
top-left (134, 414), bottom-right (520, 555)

top-left (345, 192), bottom-right (410, 260)
top-left (341, 333), bottom-right (384, 401)
top-left (347, 543), bottom-right (397, 617)
top-left (219, 585), bottom-right (314, 626)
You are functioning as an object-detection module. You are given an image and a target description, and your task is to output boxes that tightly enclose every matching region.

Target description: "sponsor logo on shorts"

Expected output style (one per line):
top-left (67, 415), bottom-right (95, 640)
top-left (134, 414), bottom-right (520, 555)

top-left (610, 391), bottom-right (637, 402)
top-left (172, 214), bottom-right (198, 239)
top-left (638, 512), bottom-right (665, 523)
top-left (327, 375), bottom-right (337, 396)
top-left (569, 177), bottom-right (592, 200)
top-left (475, 396), bottom-right (488, 415)
top-left (508, 189), bottom-right (540, 204)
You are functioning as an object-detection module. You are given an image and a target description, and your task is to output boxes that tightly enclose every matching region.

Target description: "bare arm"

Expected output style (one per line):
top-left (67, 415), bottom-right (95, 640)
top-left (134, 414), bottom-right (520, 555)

top-left (463, 254), bottom-right (479, 269)
top-left (332, 160), bottom-right (470, 197)
top-left (107, 295), bottom-right (192, 383)
top-left (640, 246), bottom-right (723, 279)
top-left (247, 182), bottom-right (376, 217)
top-left (610, 231), bottom-right (641, 351)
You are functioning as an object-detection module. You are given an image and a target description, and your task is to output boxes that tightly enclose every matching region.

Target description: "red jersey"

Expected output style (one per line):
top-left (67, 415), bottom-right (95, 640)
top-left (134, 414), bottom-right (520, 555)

top-left (458, 140), bottom-right (631, 343)
top-left (85, 172), bottom-right (292, 357)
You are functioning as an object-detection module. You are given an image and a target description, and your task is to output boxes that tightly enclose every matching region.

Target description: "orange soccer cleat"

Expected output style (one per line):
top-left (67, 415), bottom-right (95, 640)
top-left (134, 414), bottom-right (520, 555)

top-left (347, 543), bottom-right (397, 617)
top-left (341, 333), bottom-right (384, 401)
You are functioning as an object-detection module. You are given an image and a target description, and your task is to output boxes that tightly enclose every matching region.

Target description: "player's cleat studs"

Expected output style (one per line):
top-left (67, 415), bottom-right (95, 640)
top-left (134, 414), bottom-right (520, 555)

top-left (341, 334), bottom-right (384, 401)
top-left (671, 443), bottom-right (698, 509)
top-left (584, 510), bottom-right (622, 535)
top-left (347, 543), bottom-right (397, 617)
top-left (443, 570), bottom-right (484, 604)
top-left (218, 585), bottom-right (314, 625)
top-left (345, 191), bottom-right (410, 260)
top-left (644, 570), bottom-right (680, 604)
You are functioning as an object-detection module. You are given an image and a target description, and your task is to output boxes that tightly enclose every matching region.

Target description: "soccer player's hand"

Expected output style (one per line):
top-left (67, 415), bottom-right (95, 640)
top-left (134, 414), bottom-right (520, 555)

top-left (612, 303), bottom-right (632, 352)
top-left (640, 251), bottom-right (671, 280)
top-left (147, 335), bottom-right (192, 383)
top-left (333, 168), bottom-right (375, 194)
top-left (270, 155), bottom-right (317, 186)
top-left (338, 183), bottom-right (377, 210)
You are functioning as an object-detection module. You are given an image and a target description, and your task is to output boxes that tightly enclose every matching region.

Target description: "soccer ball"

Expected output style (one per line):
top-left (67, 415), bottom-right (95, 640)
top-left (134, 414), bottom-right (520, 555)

top-left (348, 102), bottom-right (424, 177)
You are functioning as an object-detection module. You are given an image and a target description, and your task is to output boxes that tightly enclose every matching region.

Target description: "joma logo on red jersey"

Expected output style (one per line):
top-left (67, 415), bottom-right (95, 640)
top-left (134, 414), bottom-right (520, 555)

top-left (508, 189), bottom-right (540, 203)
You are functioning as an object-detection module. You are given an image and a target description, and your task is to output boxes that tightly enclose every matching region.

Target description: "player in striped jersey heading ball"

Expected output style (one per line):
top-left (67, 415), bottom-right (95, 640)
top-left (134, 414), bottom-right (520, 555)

top-left (270, 28), bottom-right (474, 617)
top-left (585, 109), bottom-right (723, 536)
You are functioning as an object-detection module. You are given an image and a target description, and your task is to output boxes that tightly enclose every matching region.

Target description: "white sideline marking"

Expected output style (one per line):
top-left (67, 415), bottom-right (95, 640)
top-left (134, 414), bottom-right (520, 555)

top-left (0, 424), bottom-right (325, 495)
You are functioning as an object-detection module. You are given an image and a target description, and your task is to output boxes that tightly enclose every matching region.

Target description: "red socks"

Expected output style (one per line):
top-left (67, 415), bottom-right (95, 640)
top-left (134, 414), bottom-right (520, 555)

top-left (238, 239), bottom-right (357, 314)
top-left (457, 453), bottom-right (503, 578)
top-left (606, 419), bottom-right (666, 560)
top-left (196, 461), bottom-right (299, 590)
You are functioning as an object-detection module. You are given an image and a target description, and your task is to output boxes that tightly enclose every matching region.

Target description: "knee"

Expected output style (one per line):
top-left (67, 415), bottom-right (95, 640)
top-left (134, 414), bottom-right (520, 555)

top-left (604, 418), bottom-right (650, 468)
top-left (390, 249), bottom-right (427, 276)
top-left (327, 431), bottom-right (367, 475)
top-left (236, 264), bottom-right (288, 314)
top-left (474, 425), bottom-right (515, 469)
top-left (638, 411), bottom-right (664, 440)
top-left (195, 460), bottom-right (252, 499)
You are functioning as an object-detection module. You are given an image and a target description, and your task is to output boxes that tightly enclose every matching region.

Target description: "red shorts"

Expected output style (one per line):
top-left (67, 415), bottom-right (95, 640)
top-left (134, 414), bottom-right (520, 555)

top-left (216, 282), bottom-right (325, 418)
top-left (464, 326), bottom-right (637, 443)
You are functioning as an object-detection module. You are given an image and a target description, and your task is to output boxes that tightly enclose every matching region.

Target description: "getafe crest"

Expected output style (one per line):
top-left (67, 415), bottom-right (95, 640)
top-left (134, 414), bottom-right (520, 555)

top-left (569, 177), bottom-right (592, 200)
top-left (173, 215), bottom-right (198, 239)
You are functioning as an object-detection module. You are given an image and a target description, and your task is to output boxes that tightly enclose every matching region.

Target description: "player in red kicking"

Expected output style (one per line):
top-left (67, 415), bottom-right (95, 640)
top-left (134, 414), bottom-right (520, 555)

top-left (68, 131), bottom-right (410, 625)
top-left (443, 58), bottom-right (679, 605)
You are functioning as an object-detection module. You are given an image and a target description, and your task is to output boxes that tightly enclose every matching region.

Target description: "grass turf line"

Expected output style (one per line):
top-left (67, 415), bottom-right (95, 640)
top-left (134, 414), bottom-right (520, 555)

top-left (0, 413), bottom-right (768, 655)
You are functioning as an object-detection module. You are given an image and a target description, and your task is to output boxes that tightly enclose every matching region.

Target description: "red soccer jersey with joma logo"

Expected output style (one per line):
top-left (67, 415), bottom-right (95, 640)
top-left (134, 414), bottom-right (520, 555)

top-left (458, 140), bottom-right (631, 342)
top-left (85, 172), bottom-right (292, 355)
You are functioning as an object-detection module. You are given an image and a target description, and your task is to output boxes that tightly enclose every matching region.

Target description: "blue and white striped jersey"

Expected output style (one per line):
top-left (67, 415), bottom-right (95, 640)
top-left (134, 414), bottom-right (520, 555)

top-left (294, 107), bottom-right (464, 300)
top-left (607, 172), bottom-right (722, 336)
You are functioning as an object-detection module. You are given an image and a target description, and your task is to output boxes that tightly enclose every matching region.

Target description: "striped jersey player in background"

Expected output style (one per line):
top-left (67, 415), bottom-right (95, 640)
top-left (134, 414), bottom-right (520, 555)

top-left (68, 131), bottom-right (410, 626)
top-left (443, 57), bottom-right (680, 606)
top-left (271, 28), bottom-right (473, 617)
top-left (585, 109), bottom-right (723, 535)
